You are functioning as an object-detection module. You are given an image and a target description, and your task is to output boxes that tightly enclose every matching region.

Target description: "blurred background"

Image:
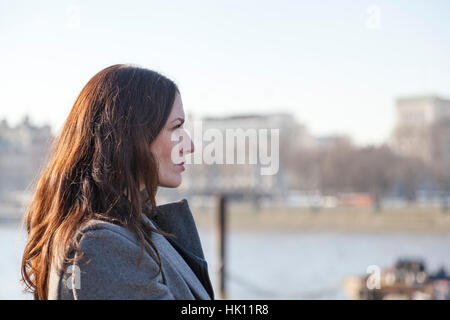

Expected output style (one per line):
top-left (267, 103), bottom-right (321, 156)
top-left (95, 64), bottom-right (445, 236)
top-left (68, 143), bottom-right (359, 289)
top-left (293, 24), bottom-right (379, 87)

top-left (1, 0), bottom-right (450, 299)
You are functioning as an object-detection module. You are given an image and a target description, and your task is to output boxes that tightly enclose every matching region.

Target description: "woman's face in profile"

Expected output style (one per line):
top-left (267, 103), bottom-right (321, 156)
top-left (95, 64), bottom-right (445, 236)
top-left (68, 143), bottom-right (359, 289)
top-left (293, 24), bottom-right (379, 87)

top-left (150, 92), bottom-right (194, 188)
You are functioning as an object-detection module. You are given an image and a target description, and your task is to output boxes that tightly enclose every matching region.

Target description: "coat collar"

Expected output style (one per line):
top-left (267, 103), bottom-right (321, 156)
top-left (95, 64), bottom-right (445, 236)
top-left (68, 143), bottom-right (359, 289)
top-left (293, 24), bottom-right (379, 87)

top-left (142, 215), bottom-right (212, 299)
top-left (140, 188), bottom-right (206, 259)
top-left (140, 188), bottom-right (215, 300)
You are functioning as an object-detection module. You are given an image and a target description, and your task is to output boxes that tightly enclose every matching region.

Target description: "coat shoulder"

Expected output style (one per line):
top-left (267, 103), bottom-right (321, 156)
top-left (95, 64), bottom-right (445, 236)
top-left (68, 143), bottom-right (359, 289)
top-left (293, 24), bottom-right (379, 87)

top-left (48, 219), bottom-right (174, 300)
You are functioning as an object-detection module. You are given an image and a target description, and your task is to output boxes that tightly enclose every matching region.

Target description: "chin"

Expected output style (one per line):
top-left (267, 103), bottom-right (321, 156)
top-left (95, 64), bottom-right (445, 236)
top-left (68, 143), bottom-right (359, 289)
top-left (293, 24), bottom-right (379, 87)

top-left (160, 176), bottom-right (182, 188)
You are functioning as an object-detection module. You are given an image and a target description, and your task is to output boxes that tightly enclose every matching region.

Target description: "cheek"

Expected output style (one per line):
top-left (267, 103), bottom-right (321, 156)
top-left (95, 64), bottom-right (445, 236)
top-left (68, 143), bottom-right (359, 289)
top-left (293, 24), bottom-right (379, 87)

top-left (154, 132), bottom-right (177, 165)
top-left (162, 137), bottom-right (176, 162)
top-left (151, 132), bottom-right (182, 187)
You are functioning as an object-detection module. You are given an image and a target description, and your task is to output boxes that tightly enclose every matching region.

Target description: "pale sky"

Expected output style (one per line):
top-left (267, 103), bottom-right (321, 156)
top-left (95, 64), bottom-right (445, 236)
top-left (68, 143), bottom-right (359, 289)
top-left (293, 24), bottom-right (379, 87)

top-left (1, 0), bottom-right (450, 146)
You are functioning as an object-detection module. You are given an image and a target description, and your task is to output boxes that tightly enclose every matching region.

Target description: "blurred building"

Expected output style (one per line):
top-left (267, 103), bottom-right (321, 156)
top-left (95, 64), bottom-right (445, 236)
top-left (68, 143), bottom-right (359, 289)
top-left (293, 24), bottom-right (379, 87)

top-left (175, 113), bottom-right (313, 201)
top-left (390, 95), bottom-right (450, 163)
top-left (0, 116), bottom-right (52, 201)
top-left (396, 96), bottom-right (450, 127)
top-left (313, 134), bottom-right (354, 150)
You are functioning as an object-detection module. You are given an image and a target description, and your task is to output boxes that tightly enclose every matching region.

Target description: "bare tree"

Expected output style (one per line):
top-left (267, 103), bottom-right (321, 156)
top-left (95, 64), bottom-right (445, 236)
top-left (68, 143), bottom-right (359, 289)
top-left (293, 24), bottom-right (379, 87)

top-left (346, 145), bottom-right (400, 212)
top-left (429, 119), bottom-right (450, 212)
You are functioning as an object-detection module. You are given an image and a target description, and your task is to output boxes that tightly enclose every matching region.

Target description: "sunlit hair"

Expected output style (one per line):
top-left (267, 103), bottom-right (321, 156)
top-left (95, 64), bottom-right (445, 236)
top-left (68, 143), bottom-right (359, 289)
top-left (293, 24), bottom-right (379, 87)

top-left (20, 64), bottom-right (178, 299)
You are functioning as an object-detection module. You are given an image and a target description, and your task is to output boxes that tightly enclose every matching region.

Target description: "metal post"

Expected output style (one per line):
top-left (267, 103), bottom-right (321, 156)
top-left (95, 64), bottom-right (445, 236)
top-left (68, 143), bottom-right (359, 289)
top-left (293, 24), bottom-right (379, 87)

top-left (216, 193), bottom-right (227, 299)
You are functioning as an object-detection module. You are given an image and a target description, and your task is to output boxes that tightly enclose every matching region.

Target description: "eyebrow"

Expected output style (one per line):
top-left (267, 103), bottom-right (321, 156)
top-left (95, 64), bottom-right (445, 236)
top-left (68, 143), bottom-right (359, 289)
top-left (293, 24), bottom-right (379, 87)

top-left (171, 117), bottom-right (185, 124)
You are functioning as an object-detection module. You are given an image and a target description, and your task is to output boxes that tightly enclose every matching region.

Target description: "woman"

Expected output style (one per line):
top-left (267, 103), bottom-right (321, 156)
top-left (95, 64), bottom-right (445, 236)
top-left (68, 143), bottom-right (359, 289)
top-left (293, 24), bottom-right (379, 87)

top-left (20, 64), bottom-right (214, 300)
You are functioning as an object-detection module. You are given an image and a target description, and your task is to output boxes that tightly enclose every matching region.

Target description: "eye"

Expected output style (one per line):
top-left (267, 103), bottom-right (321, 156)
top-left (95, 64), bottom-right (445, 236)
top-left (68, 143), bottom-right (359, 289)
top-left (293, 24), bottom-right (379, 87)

top-left (173, 123), bottom-right (183, 129)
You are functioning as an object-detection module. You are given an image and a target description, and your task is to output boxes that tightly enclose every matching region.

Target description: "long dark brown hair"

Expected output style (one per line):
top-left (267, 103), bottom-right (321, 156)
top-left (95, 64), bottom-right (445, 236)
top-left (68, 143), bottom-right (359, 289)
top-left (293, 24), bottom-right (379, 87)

top-left (21, 64), bottom-right (178, 299)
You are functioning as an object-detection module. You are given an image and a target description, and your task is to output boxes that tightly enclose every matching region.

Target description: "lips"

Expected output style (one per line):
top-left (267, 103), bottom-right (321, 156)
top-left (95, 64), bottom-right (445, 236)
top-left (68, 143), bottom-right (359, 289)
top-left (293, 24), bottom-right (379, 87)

top-left (175, 161), bottom-right (185, 171)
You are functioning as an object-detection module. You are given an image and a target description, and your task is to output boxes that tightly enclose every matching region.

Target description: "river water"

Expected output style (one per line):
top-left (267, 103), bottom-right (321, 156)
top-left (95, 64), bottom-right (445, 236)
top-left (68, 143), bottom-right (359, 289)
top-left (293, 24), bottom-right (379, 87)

top-left (2, 223), bottom-right (449, 299)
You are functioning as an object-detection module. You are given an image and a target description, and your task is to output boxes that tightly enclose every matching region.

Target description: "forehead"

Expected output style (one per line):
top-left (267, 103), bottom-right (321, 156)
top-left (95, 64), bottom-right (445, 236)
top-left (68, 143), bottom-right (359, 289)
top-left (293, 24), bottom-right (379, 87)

top-left (168, 93), bottom-right (184, 119)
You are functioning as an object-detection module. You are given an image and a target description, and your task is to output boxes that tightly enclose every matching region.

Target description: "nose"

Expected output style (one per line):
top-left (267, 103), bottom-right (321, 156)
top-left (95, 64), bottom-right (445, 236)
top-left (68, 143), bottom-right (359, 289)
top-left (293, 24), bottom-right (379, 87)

top-left (184, 137), bottom-right (194, 155)
top-left (180, 130), bottom-right (194, 156)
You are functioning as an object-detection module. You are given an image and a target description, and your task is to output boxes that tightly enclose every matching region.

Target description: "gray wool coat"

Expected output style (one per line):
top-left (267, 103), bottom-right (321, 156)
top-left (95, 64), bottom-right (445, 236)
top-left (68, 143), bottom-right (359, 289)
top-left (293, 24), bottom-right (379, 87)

top-left (47, 196), bottom-right (214, 300)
